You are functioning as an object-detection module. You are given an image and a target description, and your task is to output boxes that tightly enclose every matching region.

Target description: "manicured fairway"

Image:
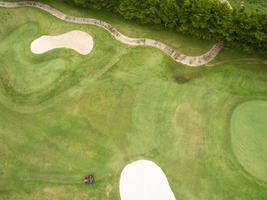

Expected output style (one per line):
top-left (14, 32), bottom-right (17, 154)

top-left (0, 2), bottom-right (267, 200)
top-left (231, 100), bottom-right (267, 182)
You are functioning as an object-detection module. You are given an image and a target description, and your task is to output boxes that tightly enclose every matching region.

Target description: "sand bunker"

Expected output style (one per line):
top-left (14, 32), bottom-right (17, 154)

top-left (0, 1), bottom-right (223, 66)
top-left (31, 30), bottom-right (94, 55)
top-left (120, 160), bottom-right (176, 200)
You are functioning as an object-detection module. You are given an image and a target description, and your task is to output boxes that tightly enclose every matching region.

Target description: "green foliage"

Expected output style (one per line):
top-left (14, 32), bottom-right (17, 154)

top-left (1, 5), bottom-right (267, 199)
top-left (64, 0), bottom-right (119, 10)
top-left (64, 0), bottom-right (267, 52)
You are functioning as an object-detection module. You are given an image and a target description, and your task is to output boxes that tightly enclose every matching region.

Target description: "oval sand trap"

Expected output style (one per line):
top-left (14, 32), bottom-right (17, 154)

top-left (120, 160), bottom-right (176, 200)
top-left (31, 30), bottom-right (93, 55)
top-left (231, 100), bottom-right (267, 181)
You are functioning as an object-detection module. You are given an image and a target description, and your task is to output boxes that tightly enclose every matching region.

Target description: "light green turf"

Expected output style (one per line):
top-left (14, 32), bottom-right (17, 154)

top-left (231, 100), bottom-right (267, 182)
top-left (0, 2), bottom-right (267, 200)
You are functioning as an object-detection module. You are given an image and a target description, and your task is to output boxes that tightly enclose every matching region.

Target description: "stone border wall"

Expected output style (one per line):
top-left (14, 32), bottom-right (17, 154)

top-left (0, 1), bottom-right (224, 67)
top-left (219, 0), bottom-right (233, 10)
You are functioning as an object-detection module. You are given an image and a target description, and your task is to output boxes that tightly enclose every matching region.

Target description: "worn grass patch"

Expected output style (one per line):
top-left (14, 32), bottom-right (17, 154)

top-left (0, 2), bottom-right (267, 200)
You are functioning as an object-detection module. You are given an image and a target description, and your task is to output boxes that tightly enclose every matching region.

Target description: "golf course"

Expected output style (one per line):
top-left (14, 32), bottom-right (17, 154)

top-left (0, 0), bottom-right (266, 199)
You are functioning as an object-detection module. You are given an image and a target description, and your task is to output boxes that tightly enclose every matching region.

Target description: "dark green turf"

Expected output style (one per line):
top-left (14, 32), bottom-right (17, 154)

top-left (0, 3), bottom-right (267, 200)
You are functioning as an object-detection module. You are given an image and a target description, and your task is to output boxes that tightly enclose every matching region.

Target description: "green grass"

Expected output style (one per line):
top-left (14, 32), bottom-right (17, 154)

top-left (231, 100), bottom-right (267, 182)
top-left (0, 2), bottom-right (267, 200)
top-left (39, 0), bottom-right (216, 56)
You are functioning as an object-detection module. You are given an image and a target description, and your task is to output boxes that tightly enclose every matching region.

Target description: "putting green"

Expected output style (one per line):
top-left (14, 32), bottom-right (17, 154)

top-left (0, 1), bottom-right (267, 199)
top-left (231, 100), bottom-right (267, 181)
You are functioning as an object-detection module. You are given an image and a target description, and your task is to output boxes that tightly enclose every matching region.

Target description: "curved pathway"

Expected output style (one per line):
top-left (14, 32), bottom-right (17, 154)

top-left (219, 0), bottom-right (233, 10)
top-left (0, 1), bottom-right (223, 67)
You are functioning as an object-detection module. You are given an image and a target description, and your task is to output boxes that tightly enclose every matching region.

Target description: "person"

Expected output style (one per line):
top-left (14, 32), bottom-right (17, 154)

top-left (84, 175), bottom-right (94, 185)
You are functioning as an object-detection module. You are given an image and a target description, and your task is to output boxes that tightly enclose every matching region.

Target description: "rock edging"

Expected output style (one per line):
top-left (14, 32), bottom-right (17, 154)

top-left (0, 1), bottom-right (224, 66)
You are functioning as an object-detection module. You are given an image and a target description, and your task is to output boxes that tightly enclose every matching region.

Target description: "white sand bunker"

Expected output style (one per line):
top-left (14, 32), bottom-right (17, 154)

top-left (120, 160), bottom-right (176, 200)
top-left (31, 30), bottom-right (93, 55)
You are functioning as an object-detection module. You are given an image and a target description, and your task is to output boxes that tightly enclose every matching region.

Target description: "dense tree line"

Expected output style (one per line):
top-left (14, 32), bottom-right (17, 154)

top-left (64, 0), bottom-right (267, 52)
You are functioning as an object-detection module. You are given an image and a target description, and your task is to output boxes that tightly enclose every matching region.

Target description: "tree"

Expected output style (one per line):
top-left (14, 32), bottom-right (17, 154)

top-left (64, 0), bottom-right (267, 52)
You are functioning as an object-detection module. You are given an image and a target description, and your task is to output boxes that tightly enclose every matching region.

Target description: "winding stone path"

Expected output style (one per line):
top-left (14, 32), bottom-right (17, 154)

top-left (219, 0), bottom-right (233, 10)
top-left (0, 1), bottom-right (224, 67)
